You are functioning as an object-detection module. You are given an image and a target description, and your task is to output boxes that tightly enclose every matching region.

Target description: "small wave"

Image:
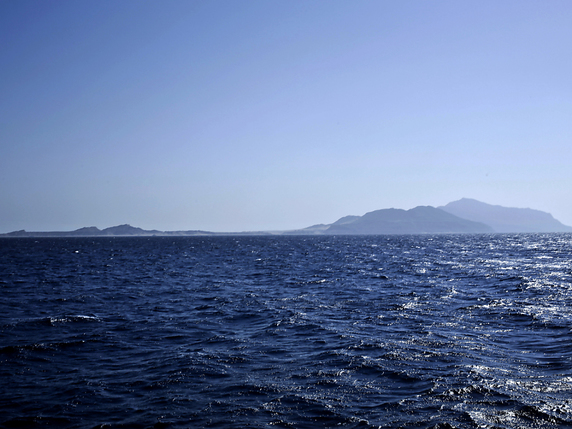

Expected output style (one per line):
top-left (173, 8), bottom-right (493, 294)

top-left (3, 234), bottom-right (572, 428)
top-left (0, 339), bottom-right (86, 355)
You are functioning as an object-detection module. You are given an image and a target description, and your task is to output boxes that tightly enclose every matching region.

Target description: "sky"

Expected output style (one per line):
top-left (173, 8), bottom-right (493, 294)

top-left (1, 0), bottom-right (571, 232)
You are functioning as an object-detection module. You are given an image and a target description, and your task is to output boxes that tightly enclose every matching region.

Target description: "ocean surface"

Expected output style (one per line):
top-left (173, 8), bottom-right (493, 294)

top-left (1, 234), bottom-right (572, 428)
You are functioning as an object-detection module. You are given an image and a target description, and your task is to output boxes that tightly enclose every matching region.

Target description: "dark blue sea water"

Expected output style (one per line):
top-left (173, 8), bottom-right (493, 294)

top-left (1, 234), bottom-right (572, 428)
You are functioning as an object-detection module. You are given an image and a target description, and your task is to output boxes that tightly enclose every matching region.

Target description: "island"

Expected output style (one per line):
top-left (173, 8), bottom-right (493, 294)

top-left (2, 199), bottom-right (571, 237)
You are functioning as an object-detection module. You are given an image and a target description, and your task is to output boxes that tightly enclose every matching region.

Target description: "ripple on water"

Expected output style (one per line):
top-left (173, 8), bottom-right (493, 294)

top-left (1, 234), bottom-right (572, 428)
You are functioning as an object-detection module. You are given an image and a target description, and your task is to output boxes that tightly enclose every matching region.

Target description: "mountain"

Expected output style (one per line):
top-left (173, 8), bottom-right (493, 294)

top-left (73, 227), bottom-right (102, 235)
top-left (324, 206), bottom-right (493, 234)
top-left (100, 224), bottom-right (160, 236)
top-left (1, 227), bottom-right (104, 237)
top-left (439, 198), bottom-right (572, 233)
top-left (2, 200), bottom-right (570, 237)
top-left (0, 224), bottom-right (262, 237)
top-left (1, 224), bottom-right (187, 237)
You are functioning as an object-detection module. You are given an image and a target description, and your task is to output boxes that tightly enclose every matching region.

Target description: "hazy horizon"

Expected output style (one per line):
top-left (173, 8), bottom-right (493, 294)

top-left (2, 1), bottom-right (571, 233)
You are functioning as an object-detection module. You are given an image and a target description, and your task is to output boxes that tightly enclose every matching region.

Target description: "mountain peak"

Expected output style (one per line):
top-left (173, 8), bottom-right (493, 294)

top-left (439, 199), bottom-right (571, 233)
top-left (101, 224), bottom-right (152, 235)
top-left (325, 205), bottom-right (493, 235)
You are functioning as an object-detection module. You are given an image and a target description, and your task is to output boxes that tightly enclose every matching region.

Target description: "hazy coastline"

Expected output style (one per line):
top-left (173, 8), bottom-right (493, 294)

top-left (3, 199), bottom-right (571, 237)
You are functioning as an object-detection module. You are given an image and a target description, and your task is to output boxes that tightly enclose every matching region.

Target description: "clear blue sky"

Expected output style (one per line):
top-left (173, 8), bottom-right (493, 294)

top-left (1, 0), bottom-right (571, 232)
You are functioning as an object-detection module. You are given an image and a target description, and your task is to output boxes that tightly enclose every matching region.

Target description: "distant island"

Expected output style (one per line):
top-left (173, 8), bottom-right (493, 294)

top-left (290, 199), bottom-right (571, 235)
top-left (2, 199), bottom-right (571, 237)
top-left (0, 224), bottom-right (244, 238)
top-left (438, 198), bottom-right (572, 233)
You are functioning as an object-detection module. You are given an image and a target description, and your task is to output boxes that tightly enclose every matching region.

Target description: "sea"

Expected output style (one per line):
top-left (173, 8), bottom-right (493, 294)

top-left (1, 234), bottom-right (572, 429)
